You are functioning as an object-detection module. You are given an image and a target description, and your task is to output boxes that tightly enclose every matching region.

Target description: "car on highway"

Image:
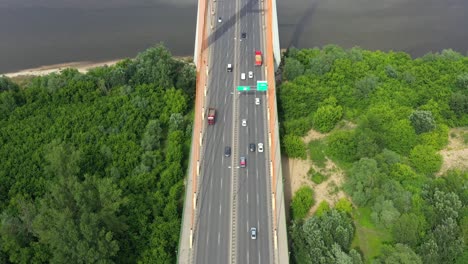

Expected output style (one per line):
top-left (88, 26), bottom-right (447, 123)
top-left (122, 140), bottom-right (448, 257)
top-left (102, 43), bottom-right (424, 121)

top-left (241, 119), bottom-right (247, 126)
top-left (248, 71), bottom-right (253, 78)
top-left (250, 227), bottom-right (257, 240)
top-left (240, 156), bottom-right (246, 167)
top-left (249, 143), bottom-right (256, 152)
top-left (241, 32), bottom-right (247, 39)
top-left (255, 50), bottom-right (263, 66)
top-left (227, 63), bottom-right (232, 72)
top-left (255, 98), bottom-right (260, 105)
top-left (258, 143), bottom-right (264, 152)
top-left (241, 73), bottom-right (246, 80)
top-left (225, 146), bottom-right (231, 157)
top-left (218, 17), bottom-right (222, 23)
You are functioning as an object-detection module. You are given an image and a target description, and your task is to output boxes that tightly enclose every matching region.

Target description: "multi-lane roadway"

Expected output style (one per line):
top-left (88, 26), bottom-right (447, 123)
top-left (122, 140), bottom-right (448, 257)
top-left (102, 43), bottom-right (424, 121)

top-left (194, 0), bottom-right (273, 263)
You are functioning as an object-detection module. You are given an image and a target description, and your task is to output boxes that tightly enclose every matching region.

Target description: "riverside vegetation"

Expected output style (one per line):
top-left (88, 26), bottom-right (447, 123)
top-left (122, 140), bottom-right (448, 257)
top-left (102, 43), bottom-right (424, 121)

top-left (0, 45), bottom-right (195, 263)
top-left (283, 46), bottom-right (467, 264)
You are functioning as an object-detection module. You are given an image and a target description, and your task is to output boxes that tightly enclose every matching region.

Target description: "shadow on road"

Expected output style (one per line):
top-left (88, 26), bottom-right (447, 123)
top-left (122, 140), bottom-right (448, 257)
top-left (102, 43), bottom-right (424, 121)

top-left (204, 0), bottom-right (261, 51)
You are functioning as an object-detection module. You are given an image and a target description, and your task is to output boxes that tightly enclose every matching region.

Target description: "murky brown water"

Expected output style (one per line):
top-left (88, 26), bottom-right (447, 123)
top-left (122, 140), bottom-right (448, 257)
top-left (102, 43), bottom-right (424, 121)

top-left (0, 0), bottom-right (467, 73)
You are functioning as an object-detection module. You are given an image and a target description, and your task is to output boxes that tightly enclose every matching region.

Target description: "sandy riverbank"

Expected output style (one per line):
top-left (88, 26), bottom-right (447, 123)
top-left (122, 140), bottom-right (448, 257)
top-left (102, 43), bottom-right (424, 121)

top-left (2, 59), bottom-right (122, 78)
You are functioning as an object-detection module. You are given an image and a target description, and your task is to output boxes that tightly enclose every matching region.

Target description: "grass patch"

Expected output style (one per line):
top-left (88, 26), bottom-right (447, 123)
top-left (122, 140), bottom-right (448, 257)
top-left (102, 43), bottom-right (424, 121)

top-left (307, 167), bottom-right (327, 184)
top-left (463, 132), bottom-right (468, 145)
top-left (308, 139), bottom-right (327, 167)
top-left (352, 207), bottom-right (393, 263)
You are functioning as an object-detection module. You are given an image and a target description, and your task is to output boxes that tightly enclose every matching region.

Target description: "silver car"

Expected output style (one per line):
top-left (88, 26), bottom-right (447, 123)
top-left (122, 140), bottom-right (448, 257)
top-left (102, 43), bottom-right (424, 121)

top-left (250, 227), bottom-right (257, 240)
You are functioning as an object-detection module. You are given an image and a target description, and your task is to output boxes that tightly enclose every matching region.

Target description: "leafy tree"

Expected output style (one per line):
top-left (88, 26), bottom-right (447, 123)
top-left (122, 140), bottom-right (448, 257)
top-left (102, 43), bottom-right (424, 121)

top-left (392, 213), bottom-right (424, 247)
top-left (313, 97), bottom-right (343, 133)
top-left (291, 210), bottom-right (358, 264)
top-left (384, 65), bottom-right (398, 78)
top-left (283, 134), bottom-right (307, 159)
top-left (376, 243), bottom-right (422, 264)
top-left (344, 158), bottom-right (381, 206)
top-left (175, 63), bottom-right (196, 101)
top-left (283, 57), bottom-right (304, 81)
top-left (371, 198), bottom-right (401, 228)
top-left (355, 75), bottom-right (378, 99)
top-left (409, 110), bottom-right (436, 134)
top-left (455, 72), bottom-right (468, 89)
top-left (34, 173), bottom-right (127, 264)
top-left (0, 76), bottom-right (20, 92)
top-left (449, 92), bottom-right (468, 118)
top-left (291, 186), bottom-right (315, 220)
top-left (420, 218), bottom-right (464, 264)
top-left (327, 130), bottom-right (357, 162)
top-left (409, 145), bottom-right (443, 175)
top-left (141, 120), bottom-right (163, 151)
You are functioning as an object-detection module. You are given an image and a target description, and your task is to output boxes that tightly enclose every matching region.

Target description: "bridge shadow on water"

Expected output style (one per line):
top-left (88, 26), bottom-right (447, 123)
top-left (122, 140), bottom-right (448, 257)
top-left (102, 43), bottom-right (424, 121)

top-left (288, 0), bottom-right (318, 48)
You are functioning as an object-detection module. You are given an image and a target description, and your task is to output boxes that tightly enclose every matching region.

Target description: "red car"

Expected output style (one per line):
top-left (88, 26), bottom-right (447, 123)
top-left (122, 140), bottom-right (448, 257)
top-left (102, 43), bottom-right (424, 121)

top-left (255, 50), bottom-right (262, 66)
top-left (240, 157), bottom-right (246, 168)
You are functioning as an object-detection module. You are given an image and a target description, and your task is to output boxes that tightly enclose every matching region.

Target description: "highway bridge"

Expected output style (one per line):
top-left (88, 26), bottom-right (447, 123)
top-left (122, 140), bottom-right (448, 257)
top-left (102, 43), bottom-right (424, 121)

top-left (178, 0), bottom-right (287, 263)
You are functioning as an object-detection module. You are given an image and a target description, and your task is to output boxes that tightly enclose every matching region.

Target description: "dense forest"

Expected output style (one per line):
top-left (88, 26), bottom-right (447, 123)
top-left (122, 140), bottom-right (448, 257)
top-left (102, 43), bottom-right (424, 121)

top-left (281, 46), bottom-right (468, 263)
top-left (0, 45), bottom-right (195, 263)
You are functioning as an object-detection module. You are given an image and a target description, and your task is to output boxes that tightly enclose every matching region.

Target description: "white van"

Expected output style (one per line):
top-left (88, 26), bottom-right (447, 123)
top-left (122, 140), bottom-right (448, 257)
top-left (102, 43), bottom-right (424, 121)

top-left (227, 64), bottom-right (232, 72)
top-left (241, 73), bottom-right (246, 80)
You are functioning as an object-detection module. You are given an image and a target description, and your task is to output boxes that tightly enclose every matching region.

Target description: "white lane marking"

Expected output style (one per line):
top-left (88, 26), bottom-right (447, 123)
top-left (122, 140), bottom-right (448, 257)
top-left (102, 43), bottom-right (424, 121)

top-left (219, 203), bottom-right (222, 215)
top-left (218, 232), bottom-right (221, 245)
top-left (247, 192), bottom-right (249, 204)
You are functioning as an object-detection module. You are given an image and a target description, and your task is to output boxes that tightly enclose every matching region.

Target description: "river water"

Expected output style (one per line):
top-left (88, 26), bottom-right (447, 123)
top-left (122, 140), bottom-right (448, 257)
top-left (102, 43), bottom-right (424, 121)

top-left (0, 0), bottom-right (467, 73)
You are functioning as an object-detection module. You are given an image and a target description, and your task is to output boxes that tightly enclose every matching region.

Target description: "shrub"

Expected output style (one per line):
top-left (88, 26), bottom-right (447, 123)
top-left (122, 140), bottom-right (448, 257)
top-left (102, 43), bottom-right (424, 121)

top-left (313, 104), bottom-right (343, 133)
top-left (327, 130), bottom-right (357, 162)
top-left (409, 145), bottom-right (443, 175)
top-left (291, 186), bottom-right (315, 220)
top-left (335, 198), bottom-right (353, 214)
top-left (283, 134), bottom-right (307, 159)
top-left (311, 171), bottom-right (326, 184)
top-left (409, 110), bottom-right (436, 134)
top-left (315, 201), bottom-right (330, 216)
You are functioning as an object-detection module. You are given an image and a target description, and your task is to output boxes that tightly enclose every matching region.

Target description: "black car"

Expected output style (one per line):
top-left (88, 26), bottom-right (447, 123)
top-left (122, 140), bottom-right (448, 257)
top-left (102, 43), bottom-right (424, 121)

top-left (241, 32), bottom-right (247, 39)
top-left (225, 146), bottom-right (231, 157)
top-left (249, 143), bottom-right (256, 152)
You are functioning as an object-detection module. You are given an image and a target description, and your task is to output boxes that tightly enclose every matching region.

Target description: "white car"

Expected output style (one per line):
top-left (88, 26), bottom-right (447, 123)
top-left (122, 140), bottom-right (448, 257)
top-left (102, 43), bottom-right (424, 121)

top-left (258, 143), bottom-right (263, 152)
top-left (241, 73), bottom-right (246, 80)
top-left (248, 71), bottom-right (253, 78)
top-left (255, 98), bottom-right (260, 105)
top-left (242, 119), bottom-right (247, 127)
top-left (250, 227), bottom-right (257, 240)
top-left (218, 17), bottom-right (222, 23)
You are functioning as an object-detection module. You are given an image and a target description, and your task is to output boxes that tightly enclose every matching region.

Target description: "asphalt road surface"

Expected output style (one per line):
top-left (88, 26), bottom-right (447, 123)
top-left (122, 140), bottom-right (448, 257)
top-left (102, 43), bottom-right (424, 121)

top-left (194, 0), bottom-right (273, 262)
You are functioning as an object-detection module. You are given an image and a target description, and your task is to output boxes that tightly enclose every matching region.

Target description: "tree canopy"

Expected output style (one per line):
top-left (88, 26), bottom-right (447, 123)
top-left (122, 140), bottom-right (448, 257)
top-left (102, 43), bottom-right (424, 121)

top-left (0, 44), bottom-right (194, 263)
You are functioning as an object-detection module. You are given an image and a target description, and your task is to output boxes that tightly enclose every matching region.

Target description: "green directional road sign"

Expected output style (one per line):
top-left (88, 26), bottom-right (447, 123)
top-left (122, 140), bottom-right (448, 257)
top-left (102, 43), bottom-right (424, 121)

top-left (237, 86), bottom-right (251, 91)
top-left (257, 81), bottom-right (268, 91)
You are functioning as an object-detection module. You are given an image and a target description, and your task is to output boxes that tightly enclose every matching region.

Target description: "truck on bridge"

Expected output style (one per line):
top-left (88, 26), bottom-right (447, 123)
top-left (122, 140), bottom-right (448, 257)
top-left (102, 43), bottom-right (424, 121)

top-left (207, 108), bottom-right (216, 125)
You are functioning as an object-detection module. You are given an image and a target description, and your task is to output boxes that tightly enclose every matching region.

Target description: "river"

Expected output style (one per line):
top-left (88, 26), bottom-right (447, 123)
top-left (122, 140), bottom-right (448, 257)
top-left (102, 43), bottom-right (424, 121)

top-left (0, 0), bottom-right (467, 73)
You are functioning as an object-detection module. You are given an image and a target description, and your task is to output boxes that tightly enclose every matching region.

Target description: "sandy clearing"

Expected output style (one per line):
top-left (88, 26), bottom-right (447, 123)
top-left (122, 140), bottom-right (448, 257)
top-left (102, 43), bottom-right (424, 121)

top-left (283, 128), bottom-right (348, 220)
top-left (2, 59), bottom-right (122, 78)
top-left (438, 127), bottom-right (468, 175)
top-left (302, 128), bottom-right (328, 143)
